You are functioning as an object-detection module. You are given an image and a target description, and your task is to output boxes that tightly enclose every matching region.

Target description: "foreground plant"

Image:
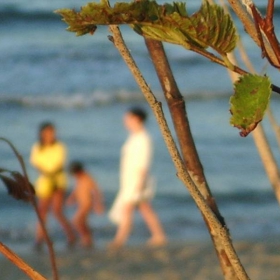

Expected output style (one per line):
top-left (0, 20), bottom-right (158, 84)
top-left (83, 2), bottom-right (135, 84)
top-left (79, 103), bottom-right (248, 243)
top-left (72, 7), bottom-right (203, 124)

top-left (109, 24), bottom-right (250, 279)
top-left (56, 0), bottom-right (280, 137)
top-left (0, 138), bottom-right (58, 280)
top-left (56, 0), bottom-right (280, 279)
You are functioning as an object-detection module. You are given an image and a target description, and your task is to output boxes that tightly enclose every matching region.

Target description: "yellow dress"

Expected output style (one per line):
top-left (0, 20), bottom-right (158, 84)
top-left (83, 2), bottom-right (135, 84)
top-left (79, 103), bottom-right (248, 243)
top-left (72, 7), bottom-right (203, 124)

top-left (30, 142), bottom-right (67, 199)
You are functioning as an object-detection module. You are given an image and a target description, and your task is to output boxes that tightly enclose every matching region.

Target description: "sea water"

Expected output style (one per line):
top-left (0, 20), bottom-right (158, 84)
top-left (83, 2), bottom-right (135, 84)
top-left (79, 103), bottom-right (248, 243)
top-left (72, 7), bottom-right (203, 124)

top-left (1, 0), bottom-right (280, 253)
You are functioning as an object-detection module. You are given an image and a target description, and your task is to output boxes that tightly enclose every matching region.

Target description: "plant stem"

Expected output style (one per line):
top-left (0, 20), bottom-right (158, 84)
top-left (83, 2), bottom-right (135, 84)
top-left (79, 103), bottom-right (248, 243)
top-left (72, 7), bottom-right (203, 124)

top-left (0, 241), bottom-right (46, 280)
top-left (227, 0), bottom-right (279, 67)
top-left (226, 20), bottom-right (280, 208)
top-left (108, 25), bottom-right (250, 280)
top-left (188, 44), bottom-right (280, 94)
top-left (0, 138), bottom-right (59, 280)
top-left (267, 109), bottom-right (280, 149)
top-left (144, 37), bottom-right (239, 279)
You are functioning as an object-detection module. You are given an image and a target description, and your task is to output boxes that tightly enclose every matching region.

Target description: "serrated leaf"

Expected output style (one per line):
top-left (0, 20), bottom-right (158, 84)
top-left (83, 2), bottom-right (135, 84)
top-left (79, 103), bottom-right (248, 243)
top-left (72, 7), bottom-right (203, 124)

top-left (55, 0), bottom-right (237, 54)
top-left (190, 1), bottom-right (237, 54)
top-left (230, 74), bottom-right (271, 137)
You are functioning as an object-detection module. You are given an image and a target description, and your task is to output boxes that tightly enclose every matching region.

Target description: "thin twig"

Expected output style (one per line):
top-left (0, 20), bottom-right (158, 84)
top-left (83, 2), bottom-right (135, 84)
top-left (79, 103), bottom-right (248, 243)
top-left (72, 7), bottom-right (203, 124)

top-left (144, 36), bottom-right (240, 278)
top-left (267, 109), bottom-right (280, 149)
top-left (221, 0), bottom-right (280, 208)
top-left (184, 39), bottom-right (280, 94)
top-left (250, 4), bottom-right (280, 68)
top-left (227, 0), bottom-right (279, 67)
top-left (0, 138), bottom-right (59, 280)
top-left (262, 0), bottom-right (280, 66)
top-left (108, 25), bottom-right (250, 280)
top-left (236, 0), bottom-right (280, 68)
top-left (266, 0), bottom-right (275, 25)
top-left (0, 241), bottom-right (46, 280)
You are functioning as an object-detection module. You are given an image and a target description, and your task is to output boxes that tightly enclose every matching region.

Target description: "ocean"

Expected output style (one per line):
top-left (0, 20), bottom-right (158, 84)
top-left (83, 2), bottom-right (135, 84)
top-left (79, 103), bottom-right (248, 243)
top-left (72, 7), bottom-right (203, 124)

top-left (1, 0), bottom-right (280, 255)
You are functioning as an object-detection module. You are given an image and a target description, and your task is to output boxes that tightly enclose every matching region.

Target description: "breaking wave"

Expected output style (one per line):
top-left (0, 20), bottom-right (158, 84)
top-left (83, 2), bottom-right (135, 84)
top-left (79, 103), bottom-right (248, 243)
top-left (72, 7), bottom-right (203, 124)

top-left (0, 90), bottom-right (231, 109)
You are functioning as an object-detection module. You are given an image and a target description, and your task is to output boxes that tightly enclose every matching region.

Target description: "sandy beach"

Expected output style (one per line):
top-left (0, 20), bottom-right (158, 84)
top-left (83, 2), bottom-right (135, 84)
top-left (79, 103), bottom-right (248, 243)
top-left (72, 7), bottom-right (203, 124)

top-left (1, 240), bottom-right (280, 280)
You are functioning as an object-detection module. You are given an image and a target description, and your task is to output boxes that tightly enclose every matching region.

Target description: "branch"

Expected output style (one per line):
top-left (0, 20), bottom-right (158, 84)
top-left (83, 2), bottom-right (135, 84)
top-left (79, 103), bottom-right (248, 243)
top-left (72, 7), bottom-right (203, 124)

top-left (227, 0), bottom-right (279, 66)
top-left (108, 25), bottom-right (250, 280)
top-left (233, 0), bottom-right (280, 68)
top-left (262, 0), bottom-right (280, 66)
top-left (219, 0), bottom-right (280, 206)
top-left (250, 5), bottom-right (267, 58)
top-left (0, 138), bottom-right (59, 280)
top-left (250, 3), bottom-right (280, 68)
top-left (267, 109), bottom-right (280, 150)
top-left (144, 37), bottom-right (242, 278)
top-left (189, 44), bottom-right (280, 94)
top-left (266, 0), bottom-right (275, 25)
top-left (56, 0), bottom-right (280, 95)
top-left (0, 242), bottom-right (46, 280)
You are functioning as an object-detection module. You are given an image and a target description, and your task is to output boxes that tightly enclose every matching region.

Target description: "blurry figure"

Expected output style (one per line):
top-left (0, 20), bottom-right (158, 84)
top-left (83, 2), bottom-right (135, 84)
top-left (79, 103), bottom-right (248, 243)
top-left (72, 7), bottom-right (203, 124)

top-left (30, 122), bottom-right (75, 249)
top-left (67, 161), bottom-right (105, 248)
top-left (108, 107), bottom-right (167, 249)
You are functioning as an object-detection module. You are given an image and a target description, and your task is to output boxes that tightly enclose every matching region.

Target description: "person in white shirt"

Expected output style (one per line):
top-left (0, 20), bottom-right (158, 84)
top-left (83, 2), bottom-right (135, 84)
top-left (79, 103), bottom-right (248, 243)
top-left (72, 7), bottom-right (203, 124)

top-left (109, 107), bottom-right (167, 249)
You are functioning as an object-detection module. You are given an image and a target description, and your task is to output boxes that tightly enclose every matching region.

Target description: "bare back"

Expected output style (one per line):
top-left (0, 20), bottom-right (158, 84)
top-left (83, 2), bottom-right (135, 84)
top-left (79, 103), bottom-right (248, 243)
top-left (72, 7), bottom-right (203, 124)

top-left (75, 172), bottom-right (97, 211)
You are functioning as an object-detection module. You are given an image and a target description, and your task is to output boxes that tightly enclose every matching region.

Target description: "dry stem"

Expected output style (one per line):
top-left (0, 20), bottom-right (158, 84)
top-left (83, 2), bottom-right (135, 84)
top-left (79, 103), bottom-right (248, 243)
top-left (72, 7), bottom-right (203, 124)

top-left (0, 138), bottom-right (59, 280)
top-left (227, 0), bottom-right (279, 66)
top-left (0, 242), bottom-right (46, 280)
top-left (108, 25), bottom-right (250, 280)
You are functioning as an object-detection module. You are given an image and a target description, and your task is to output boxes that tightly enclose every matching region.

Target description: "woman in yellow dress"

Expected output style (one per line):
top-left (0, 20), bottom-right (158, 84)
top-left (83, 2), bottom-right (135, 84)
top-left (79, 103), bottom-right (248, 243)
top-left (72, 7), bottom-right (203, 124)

top-left (30, 122), bottom-right (75, 249)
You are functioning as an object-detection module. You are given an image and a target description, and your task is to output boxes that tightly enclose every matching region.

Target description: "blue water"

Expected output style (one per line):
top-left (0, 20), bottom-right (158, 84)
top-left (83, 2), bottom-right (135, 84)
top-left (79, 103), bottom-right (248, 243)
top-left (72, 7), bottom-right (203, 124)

top-left (1, 0), bottom-right (280, 253)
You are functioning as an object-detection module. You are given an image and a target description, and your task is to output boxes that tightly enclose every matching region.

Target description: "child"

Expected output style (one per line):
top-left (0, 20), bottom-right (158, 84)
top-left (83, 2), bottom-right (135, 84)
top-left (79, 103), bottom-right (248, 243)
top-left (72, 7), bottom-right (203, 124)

top-left (67, 161), bottom-right (104, 248)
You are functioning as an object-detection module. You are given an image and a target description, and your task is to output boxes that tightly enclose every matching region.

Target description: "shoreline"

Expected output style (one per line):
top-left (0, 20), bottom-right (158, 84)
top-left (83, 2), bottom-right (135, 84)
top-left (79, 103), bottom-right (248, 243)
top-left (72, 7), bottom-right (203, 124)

top-left (2, 240), bottom-right (280, 280)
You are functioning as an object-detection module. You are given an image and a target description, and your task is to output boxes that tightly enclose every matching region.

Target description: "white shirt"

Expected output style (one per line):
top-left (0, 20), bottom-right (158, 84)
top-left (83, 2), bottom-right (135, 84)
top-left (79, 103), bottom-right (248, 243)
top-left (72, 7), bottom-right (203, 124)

top-left (109, 129), bottom-right (154, 224)
top-left (120, 129), bottom-right (152, 201)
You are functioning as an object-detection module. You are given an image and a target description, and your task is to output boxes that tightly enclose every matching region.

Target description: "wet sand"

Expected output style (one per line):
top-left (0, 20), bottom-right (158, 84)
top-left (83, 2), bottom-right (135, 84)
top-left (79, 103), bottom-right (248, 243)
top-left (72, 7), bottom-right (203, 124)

top-left (1, 240), bottom-right (280, 280)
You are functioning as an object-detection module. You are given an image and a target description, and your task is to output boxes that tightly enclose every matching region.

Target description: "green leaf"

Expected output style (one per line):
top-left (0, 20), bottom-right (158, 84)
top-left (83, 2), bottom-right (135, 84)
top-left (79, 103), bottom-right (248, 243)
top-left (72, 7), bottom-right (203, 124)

top-left (229, 74), bottom-right (271, 137)
top-left (189, 1), bottom-right (237, 54)
top-left (55, 0), bottom-right (237, 54)
top-left (56, 8), bottom-right (97, 36)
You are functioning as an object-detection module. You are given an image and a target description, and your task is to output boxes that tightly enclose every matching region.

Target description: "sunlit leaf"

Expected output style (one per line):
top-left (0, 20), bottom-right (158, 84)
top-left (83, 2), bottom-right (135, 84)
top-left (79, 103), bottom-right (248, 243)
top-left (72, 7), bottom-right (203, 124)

top-left (55, 0), bottom-right (237, 54)
top-left (229, 74), bottom-right (271, 137)
top-left (190, 1), bottom-right (237, 54)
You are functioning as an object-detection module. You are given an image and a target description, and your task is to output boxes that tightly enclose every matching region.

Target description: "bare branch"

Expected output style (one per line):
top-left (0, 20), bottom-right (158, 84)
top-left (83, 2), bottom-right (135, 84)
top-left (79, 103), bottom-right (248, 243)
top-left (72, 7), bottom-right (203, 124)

top-left (266, 0), bottom-right (275, 25)
top-left (227, 0), bottom-right (279, 66)
top-left (108, 24), bottom-right (250, 280)
top-left (0, 138), bottom-right (59, 280)
top-left (0, 242), bottom-right (46, 279)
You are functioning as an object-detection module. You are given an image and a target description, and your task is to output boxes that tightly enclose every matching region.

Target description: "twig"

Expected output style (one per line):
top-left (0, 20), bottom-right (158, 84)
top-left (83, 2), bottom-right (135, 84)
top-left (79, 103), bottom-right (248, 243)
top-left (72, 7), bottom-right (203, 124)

top-left (267, 109), bottom-right (280, 149)
top-left (266, 0), bottom-right (275, 24)
top-left (0, 241), bottom-right (46, 280)
top-left (108, 25), bottom-right (250, 280)
top-left (250, 4), bottom-right (280, 68)
top-left (221, 0), bottom-right (280, 209)
top-left (227, 0), bottom-right (279, 66)
top-left (235, 0), bottom-right (280, 68)
top-left (144, 36), bottom-right (240, 278)
top-left (262, 0), bottom-right (280, 66)
top-left (0, 138), bottom-right (59, 280)
top-left (184, 39), bottom-right (280, 94)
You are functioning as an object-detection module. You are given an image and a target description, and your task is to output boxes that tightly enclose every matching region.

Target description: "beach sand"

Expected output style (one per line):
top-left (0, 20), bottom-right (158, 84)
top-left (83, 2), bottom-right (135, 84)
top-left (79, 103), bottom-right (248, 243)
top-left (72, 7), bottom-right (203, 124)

top-left (1, 240), bottom-right (280, 280)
